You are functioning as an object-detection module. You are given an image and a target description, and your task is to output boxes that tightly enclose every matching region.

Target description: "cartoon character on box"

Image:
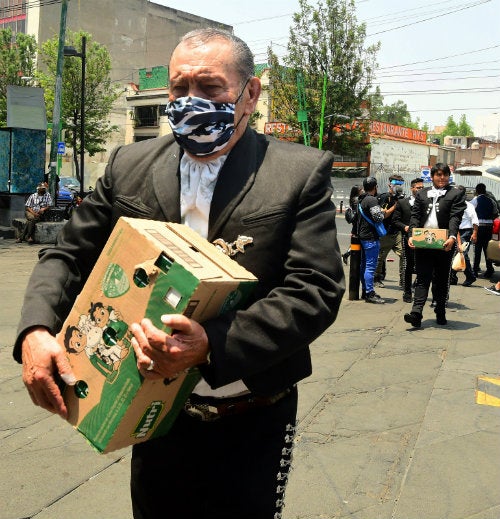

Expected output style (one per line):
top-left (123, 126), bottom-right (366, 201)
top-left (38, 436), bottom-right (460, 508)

top-left (424, 230), bottom-right (436, 245)
top-left (63, 301), bottom-right (131, 381)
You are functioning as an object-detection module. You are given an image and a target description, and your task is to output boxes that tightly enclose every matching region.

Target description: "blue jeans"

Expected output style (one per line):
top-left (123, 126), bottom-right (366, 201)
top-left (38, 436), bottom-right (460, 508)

top-left (360, 239), bottom-right (380, 295)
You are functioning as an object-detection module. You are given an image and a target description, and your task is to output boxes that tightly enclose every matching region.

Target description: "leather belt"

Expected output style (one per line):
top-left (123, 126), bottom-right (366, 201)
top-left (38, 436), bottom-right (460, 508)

top-left (183, 387), bottom-right (293, 422)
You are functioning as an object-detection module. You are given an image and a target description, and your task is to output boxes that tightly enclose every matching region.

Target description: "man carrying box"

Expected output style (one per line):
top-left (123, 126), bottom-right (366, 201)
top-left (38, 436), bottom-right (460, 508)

top-left (13, 28), bottom-right (345, 519)
top-left (404, 163), bottom-right (466, 328)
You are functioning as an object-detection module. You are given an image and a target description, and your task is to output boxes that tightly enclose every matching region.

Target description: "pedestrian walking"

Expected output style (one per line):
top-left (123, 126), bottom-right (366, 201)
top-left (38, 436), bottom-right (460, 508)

top-left (404, 163), bottom-right (466, 328)
top-left (450, 185), bottom-right (478, 287)
top-left (471, 183), bottom-right (498, 279)
top-left (13, 28), bottom-right (345, 519)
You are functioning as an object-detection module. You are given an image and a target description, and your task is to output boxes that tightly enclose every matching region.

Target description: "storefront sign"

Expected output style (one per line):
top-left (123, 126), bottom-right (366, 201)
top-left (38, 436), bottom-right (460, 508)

top-left (370, 121), bottom-right (427, 143)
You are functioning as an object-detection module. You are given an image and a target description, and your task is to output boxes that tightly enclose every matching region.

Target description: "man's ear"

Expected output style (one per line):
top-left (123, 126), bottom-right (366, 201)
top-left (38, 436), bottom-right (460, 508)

top-left (243, 77), bottom-right (261, 115)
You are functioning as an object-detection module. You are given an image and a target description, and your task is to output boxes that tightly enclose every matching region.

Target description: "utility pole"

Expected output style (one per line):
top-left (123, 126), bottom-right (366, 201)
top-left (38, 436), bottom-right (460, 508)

top-left (318, 71), bottom-right (327, 150)
top-left (296, 72), bottom-right (310, 147)
top-left (47, 0), bottom-right (69, 204)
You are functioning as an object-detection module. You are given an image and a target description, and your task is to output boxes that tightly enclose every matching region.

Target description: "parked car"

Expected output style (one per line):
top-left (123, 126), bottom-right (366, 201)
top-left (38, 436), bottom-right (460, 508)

top-left (57, 177), bottom-right (80, 202)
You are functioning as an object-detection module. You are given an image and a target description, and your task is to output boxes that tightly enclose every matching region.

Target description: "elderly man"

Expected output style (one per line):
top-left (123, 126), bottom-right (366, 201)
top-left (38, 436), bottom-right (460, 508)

top-left (16, 181), bottom-right (52, 243)
top-left (14, 28), bottom-right (345, 519)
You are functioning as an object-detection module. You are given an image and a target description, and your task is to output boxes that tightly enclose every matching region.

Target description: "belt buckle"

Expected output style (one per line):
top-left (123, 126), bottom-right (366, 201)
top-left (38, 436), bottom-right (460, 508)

top-left (183, 399), bottom-right (220, 422)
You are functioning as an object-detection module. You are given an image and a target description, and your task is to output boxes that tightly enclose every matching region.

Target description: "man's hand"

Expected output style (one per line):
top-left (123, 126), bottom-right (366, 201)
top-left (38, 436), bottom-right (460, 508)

top-left (443, 237), bottom-right (455, 252)
top-left (131, 315), bottom-right (209, 380)
top-left (21, 327), bottom-right (76, 419)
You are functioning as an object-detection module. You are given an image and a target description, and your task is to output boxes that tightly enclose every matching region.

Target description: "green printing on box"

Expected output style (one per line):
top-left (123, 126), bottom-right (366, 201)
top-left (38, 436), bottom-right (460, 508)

top-left (412, 228), bottom-right (448, 250)
top-left (60, 218), bottom-right (257, 453)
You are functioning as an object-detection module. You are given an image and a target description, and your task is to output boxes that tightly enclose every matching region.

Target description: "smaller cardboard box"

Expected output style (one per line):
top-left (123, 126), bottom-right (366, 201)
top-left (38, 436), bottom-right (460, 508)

top-left (57, 217), bottom-right (257, 453)
top-left (412, 228), bottom-right (449, 250)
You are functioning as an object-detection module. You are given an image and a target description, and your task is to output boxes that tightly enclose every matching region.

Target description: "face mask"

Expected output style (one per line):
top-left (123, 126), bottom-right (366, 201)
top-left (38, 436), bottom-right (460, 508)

top-left (166, 81), bottom-right (248, 156)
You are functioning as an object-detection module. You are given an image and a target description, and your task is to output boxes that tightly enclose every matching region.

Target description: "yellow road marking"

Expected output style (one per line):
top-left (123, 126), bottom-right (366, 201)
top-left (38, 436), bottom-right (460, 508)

top-left (476, 376), bottom-right (500, 407)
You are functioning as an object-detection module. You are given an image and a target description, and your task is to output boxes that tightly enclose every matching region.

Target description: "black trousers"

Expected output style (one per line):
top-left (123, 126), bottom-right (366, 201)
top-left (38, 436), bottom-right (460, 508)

top-left (412, 247), bottom-right (454, 315)
top-left (402, 235), bottom-right (415, 295)
top-left (131, 386), bottom-right (298, 519)
top-left (473, 224), bottom-right (493, 274)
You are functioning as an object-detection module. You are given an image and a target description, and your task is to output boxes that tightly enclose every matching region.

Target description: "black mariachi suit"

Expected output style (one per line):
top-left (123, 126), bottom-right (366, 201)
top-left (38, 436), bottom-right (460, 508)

top-left (408, 185), bottom-right (466, 317)
top-left (14, 127), bottom-right (345, 518)
top-left (393, 197), bottom-right (414, 297)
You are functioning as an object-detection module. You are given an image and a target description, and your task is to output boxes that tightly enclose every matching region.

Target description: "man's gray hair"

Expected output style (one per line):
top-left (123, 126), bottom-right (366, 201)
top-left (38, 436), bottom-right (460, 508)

top-left (178, 28), bottom-right (255, 83)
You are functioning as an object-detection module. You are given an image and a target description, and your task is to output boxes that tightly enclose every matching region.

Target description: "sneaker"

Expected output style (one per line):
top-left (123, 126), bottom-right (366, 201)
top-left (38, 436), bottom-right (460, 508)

top-left (342, 252), bottom-right (350, 265)
top-left (374, 280), bottom-right (385, 288)
top-left (402, 293), bottom-right (412, 303)
top-left (365, 291), bottom-right (385, 304)
top-left (484, 285), bottom-right (500, 296)
top-left (430, 301), bottom-right (437, 308)
top-left (404, 312), bottom-right (422, 328)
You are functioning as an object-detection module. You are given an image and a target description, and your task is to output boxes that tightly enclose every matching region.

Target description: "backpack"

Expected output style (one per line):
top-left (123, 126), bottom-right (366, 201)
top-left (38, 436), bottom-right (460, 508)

top-left (358, 204), bottom-right (387, 237)
top-left (344, 206), bottom-right (356, 224)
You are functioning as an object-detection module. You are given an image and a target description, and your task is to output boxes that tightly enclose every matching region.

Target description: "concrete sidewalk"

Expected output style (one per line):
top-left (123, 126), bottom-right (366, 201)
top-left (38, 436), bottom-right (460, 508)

top-left (1, 236), bottom-right (499, 519)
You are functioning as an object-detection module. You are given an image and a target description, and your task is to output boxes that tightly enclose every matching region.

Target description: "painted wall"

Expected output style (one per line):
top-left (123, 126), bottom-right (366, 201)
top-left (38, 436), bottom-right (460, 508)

top-left (369, 137), bottom-right (433, 176)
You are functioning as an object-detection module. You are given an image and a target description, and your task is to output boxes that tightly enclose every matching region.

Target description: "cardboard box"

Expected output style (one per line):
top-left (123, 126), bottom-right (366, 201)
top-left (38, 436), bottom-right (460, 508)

top-left (412, 228), bottom-right (449, 250)
top-left (57, 217), bottom-right (257, 453)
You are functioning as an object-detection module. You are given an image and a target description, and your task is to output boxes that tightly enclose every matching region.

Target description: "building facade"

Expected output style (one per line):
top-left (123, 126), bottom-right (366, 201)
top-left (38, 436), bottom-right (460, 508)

top-left (1, 0), bottom-right (231, 187)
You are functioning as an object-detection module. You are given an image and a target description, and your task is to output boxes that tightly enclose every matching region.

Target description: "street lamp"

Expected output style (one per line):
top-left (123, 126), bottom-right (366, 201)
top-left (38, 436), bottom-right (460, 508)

top-left (299, 42), bottom-right (328, 150)
top-left (63, 35), bottom-right (86, 198)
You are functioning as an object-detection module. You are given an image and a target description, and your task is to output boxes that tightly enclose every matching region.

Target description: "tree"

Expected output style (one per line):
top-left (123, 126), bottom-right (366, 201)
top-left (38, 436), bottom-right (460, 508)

top-left (366, 86), bottom-right (426, 129)
top-left (441, 115), bottom-right (459, 139)
top-left (0, 28), bottom-right (37, 127)
top-left (37, 30), bottom-right (120, 185)
top-left (456, 114), bottom-right (474, 136)
top-left (267, 0), bottom-right (380, 153)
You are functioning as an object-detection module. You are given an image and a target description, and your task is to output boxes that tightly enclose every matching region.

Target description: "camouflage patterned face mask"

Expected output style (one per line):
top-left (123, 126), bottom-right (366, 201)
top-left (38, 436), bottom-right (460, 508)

top-left (166, 80), bottom-right (249, 157)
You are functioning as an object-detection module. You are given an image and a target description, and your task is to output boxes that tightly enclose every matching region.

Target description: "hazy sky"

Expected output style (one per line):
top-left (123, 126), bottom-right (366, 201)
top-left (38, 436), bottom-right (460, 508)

top-left (154, 0), bottom-right (499, 135)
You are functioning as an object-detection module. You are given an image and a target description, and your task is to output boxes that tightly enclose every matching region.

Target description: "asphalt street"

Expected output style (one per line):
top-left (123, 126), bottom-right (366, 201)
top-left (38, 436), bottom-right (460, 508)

top-left (0, 207), bottom-right (499, 519)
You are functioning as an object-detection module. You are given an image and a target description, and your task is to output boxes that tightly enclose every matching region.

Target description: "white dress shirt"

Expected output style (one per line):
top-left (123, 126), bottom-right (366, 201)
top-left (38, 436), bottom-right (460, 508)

top-left (179, 153), bottom-right (250, 398)
top-left (459, 201), bottom-right (478, 230)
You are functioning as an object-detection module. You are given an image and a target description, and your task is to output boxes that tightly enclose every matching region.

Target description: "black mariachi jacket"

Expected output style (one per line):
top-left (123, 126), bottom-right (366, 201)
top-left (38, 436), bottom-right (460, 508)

top-left (409, 185), bottom-right (466, 238)
top-left (14, 127), bottom-right (345, 396)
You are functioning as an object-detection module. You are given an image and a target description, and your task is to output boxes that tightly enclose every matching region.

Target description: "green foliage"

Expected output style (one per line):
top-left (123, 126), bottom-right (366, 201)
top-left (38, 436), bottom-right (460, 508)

top-left (442, 115), bottom-right (459, 137)
top-left (267, 0), bottom-right (380, 151)
top-left (0, 28), bottom-right (37, 127)
top-left (367, 86), bottom-right (424, 129)
top-left (430, 114), bottom-right (474, 145)
top-left (37, 30), bottom-right (120, 182)
top-left (457, 114), bottom-right (474, 136)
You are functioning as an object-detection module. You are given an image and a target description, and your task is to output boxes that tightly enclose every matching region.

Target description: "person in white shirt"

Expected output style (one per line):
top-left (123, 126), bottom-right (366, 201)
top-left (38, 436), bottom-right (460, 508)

top-left (450, 185), bottom-right (478, 286)
top-left (16, 182), bottom-right (53, 244)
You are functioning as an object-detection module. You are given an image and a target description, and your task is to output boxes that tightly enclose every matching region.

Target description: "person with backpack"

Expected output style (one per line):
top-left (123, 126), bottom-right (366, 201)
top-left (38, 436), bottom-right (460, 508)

top-left (471, 183), bottom-right (498, 279)
top-left (357, 177), bottom-right (386, 304)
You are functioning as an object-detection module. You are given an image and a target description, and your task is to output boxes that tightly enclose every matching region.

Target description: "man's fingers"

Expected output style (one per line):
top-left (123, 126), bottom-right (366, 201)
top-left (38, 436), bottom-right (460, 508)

top-left (160, 314), bottom-right (192, 333)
